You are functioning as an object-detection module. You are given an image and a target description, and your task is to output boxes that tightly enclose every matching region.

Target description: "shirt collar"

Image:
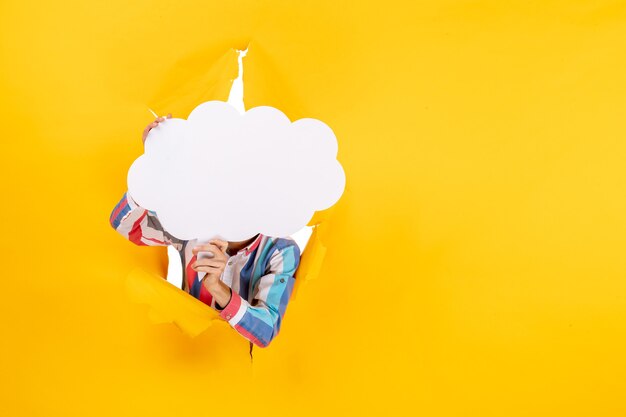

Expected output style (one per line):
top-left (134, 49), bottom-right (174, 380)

top-left (237, 233), bottom-right (263, 256)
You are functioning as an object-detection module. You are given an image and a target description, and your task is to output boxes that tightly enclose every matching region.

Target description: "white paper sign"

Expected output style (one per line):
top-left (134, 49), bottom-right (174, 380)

top-left (127, 101), bottom-right (345, 242)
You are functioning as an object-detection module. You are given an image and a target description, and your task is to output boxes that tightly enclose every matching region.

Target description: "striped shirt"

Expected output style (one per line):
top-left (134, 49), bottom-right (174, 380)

top-left (109, 191), bottom-right (301, 348)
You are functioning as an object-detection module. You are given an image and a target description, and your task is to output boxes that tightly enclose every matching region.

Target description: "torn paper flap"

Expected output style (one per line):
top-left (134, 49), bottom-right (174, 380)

top-left (125, 267), bottom-right (219, 337)
top-left (291, 224), bottom-right (327, 301)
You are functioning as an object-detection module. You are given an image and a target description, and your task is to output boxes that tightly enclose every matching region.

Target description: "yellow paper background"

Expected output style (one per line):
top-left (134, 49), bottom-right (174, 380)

top-left (2, 1), bottom-right (626, 416)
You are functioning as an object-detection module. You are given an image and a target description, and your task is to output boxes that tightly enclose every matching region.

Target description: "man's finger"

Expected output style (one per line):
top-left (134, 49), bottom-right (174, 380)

top-left (194, 265), bottom-right (223, 274)
top-left (192, 243), bottom-right (218, 253)
top-left (193, 259), bottom-right (223, 268)
top-left (194, 242), bottom-right (226, 255)
top-left (192, 248), bottom-right (215, 258)
top-left (209, 239), bottom-right (228, 253)
top-left (207, 243), bottom-right (228, 259)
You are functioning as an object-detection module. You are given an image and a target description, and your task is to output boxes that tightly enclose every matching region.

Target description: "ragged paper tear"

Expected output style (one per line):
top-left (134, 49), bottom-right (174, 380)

top-left (291, 224), bottom-right (327, 301)
top-left (127, 48), bottom-right (346, 242)
top-left (125, 267), bottom-right (219, 337)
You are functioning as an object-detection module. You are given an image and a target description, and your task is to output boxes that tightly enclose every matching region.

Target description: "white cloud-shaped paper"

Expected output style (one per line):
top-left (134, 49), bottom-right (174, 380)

top-left (127, 101), bottom-right (345, 241)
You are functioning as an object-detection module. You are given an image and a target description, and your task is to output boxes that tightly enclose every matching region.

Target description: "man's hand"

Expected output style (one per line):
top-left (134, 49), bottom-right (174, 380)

top-left (191, 239), bottom-right (229, 291)
top-left (142, 113), bottom-right (172, 145)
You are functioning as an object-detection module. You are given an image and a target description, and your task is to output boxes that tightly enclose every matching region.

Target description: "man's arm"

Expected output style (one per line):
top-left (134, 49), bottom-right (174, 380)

top-left (211, 282), bottom-right (232, 310)
top-left (109, 191), bottom-right (183, 248)
top-left (211, 239), bottom-right (301, 348)
top-left (110, 114), bottom-right (182, 247)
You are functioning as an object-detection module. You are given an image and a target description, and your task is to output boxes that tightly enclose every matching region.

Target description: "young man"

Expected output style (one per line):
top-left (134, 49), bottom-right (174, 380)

top-left (109, 114), bottom-right (301, 351)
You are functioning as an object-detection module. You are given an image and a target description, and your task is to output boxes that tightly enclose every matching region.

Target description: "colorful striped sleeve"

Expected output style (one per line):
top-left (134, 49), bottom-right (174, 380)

top-left (109, 191), bottom-right (183, 248)
top-left (218, 239), bottom-right (301, 348)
